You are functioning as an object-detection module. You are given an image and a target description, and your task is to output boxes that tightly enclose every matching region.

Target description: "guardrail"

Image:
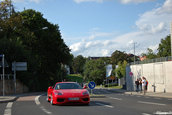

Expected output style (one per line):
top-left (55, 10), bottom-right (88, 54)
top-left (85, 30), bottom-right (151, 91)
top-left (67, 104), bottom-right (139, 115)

top-left (129, 56), bottom-right (172, 65)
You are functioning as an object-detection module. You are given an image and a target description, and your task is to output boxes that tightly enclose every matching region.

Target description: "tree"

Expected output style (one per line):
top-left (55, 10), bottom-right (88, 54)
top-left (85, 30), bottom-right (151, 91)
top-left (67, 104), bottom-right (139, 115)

top-left (72, 55), bottom-right (86, 74)
top-left (83, 58), bottom-right (106, 85)
top-left (157, 35), bottom-right (171, 57)
top-left (115, 60), bottom-right (127, 79)
top-left (0, 0), bottom-right (72, 91)
top-left (141, 48), bottom-right (157, 59)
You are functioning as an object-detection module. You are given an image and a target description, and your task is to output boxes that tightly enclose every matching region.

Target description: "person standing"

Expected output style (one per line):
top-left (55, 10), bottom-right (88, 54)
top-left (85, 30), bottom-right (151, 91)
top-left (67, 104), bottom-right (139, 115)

top-left (139, 78), bottom-right (142, 92)
top-left (142, 77), bottom-right (146, 95)
top-left (135, 79), bottom-right (139, 92)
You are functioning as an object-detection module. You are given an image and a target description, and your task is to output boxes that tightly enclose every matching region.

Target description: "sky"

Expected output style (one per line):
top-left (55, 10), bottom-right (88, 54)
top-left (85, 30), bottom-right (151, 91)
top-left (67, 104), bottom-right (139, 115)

top-left (3, 0), bottom-right (172, 57)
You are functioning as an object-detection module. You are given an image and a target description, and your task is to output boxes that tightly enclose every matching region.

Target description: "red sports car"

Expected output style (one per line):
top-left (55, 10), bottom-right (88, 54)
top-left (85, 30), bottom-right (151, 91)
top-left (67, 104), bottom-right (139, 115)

top-left (47, 82), bottom-right (90, 105)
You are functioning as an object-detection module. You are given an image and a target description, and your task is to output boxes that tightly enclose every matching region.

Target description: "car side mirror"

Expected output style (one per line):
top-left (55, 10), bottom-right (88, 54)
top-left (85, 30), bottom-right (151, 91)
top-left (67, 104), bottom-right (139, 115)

top-left (83, 85), bottom-right (88, 89)
top-left (49, 86), bottom-right (53, 89)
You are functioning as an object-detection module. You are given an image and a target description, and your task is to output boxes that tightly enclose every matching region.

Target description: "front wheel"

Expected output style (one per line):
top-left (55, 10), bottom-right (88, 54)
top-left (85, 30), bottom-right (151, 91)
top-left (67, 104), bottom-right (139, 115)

top-left (46, 94), bottom-right (50, 102)
top-left (50, 95), bottom-right (54, 105)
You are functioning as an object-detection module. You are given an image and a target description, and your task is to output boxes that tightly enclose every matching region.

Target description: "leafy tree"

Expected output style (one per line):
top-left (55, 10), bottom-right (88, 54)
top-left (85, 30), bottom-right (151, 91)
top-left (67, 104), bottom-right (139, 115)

top-left (72, 55), bottom-right (86, 74)
top-left (83, 58), bottom-right (106, 85)
top-left (115, 60), bottom-right (127, 79)
top-left (157, 35), bottom-right (171, 57)
top-left (141, 48), bottom-right (157, 59)
top-left (0, 0), bottom-right (72, 91)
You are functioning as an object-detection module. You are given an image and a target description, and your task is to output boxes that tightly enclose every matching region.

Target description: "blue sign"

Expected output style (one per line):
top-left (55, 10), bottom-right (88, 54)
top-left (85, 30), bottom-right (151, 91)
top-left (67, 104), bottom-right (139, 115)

top-left (88, 81), bottom-right (96, 89)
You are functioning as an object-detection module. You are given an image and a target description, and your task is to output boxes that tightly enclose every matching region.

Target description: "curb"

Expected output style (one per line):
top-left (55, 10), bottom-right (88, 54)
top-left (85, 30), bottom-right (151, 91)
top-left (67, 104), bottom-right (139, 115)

top-left (124, 92), bottom-right (172, 99)
top-left (90, 95), bottom-right (106, 98)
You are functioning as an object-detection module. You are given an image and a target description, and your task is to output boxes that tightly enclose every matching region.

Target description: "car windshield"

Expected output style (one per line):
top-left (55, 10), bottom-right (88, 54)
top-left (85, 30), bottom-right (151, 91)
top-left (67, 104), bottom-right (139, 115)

top-left (55, 83), bottom-right (83, 90)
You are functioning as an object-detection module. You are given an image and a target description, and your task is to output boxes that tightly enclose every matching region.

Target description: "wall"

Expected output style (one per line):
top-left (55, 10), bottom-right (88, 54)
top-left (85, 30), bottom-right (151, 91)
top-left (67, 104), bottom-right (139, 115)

top-left (0, 80), bottom-right (29, 95)
top-left (126, 61), bottom-right (172, 93)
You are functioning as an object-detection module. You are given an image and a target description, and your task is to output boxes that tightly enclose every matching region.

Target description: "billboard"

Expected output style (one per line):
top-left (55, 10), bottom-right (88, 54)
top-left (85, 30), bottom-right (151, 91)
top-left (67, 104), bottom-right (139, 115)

top-left (106, 64), bottom-right (112, 77)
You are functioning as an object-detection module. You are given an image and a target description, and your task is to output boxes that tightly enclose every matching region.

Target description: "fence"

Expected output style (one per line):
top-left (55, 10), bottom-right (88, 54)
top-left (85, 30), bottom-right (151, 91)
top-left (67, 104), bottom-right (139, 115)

top-left (129, 56), bottom-right (172, 65)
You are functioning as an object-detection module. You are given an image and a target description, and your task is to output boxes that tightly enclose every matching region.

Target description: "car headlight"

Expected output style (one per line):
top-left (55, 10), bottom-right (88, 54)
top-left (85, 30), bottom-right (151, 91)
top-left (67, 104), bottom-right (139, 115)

top-left (82, 91), bottom-right (89, 95)
top-left (54, 92), bottom-right (63, 95)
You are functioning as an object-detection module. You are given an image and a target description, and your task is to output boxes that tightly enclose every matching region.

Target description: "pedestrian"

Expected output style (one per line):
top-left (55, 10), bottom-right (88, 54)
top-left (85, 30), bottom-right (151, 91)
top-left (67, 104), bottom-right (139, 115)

top-left (139, 78), bottom-right (142, 92)
top-left (135, 79), bottom-right (139, 92)
top-left (145, 79), bottom-right (148, 91)
top-left (142, 77), bottom-right (146, 95)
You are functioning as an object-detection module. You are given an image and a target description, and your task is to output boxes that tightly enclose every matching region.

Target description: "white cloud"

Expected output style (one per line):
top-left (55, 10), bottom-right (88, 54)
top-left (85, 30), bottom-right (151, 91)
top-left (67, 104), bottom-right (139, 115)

top-left (120, 0), bottom-right (155, 4)
top-left (69, 0), bottom-right (172, 57)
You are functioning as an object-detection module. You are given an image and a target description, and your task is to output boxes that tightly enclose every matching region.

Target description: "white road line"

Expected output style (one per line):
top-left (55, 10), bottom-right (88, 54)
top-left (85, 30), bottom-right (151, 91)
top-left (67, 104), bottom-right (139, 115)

top-left (35, 95), bottom-right (52, 115)
top-left (138, 101), bottom-right (166, 106)
top-left (109, 97), bottom-right (122, 101)
top-left (96, 103), bottom-right (114, 108)
top-left (4, 102), bottom-right (13, 115)
top-left (35, 95), bottom-right (41, 105)
top-left (40, 106), bottom-right (52, 115)
top-left (154, 111), bottom-right (172, 115)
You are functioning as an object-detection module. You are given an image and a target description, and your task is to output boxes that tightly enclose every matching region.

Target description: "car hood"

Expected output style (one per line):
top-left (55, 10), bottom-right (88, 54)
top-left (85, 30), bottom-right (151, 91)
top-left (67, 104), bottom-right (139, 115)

top-left (57, 89), bottom-right (88, 97)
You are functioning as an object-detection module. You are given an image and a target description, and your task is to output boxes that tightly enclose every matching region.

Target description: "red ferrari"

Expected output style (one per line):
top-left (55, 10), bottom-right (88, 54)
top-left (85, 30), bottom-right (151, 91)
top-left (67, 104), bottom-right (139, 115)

top-left (47, 82), bottom-right (90, 105)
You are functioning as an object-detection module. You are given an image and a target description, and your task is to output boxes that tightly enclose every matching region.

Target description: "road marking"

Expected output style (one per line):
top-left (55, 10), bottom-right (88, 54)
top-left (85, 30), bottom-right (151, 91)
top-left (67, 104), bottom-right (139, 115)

top-left (35, 95), bottom-right (52, 115)
top-left (109, 97), bottom-right (122, 101)
top-left (138, 101), bottom-right (166, 106)
top-left (35, 95), bottom-right (41, 105)
top-left (96, 103), bottom-right (114, 108)
top-left (40, 106), bottom-right (52, 114)
top-left (4, 102), bottom-right (13, 115)
top-left (154, 111), bottom-right (172, 115)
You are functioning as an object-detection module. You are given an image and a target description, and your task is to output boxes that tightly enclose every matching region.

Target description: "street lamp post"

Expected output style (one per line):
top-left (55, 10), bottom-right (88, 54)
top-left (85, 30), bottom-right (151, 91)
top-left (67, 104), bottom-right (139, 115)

top-left (2, 54), bottom-right (5, 96)
top-left (171, 22), bottom-right (172, 57)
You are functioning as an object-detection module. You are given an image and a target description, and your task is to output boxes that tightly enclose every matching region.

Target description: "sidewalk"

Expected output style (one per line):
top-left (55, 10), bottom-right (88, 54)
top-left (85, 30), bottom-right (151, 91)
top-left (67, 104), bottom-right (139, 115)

top-left (125, 91), bottom-right (172, 99)
top-left (0, 96), bottom-right (18, 103)
top-left (95, 87), bottom-right (172, 99)
top-left (0, 92), bottom-right (44, 103)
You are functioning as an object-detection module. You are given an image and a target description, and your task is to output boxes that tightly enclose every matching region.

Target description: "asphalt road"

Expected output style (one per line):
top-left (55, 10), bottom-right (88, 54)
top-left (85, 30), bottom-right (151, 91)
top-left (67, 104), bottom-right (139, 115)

top-left (1, 89), bottom-right (172, 115)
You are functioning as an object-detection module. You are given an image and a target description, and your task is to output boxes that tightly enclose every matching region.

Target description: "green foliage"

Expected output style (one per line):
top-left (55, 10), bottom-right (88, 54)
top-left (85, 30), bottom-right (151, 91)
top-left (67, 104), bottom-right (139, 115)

top-left (65, 74), bottom-right (83, 83)
top-left (157, 35), bottom-right (171, 57)
top-left (83, 58), bottom-right (106, 85)
top-left (0, 0), bottom-right (72, 91)
top-left (115, 60), bottom-right (127, 79)
top-left (72, 55), bottom-right (86, 74)
top-left (141, 48), bottom-right (157, 59)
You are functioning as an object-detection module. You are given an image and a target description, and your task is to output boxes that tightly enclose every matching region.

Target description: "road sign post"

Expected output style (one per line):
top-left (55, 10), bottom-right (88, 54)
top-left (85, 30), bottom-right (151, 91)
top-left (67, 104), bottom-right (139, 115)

top-left (12, 62), bottom-right (27, 94)
top-left (0, 54), bottom-right (5, 96)
top-left (88, 81), bottom-right (96, 95)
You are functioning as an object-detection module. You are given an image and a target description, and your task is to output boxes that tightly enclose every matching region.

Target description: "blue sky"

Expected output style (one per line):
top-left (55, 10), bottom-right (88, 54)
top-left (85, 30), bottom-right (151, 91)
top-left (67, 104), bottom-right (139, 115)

top-left (4, 0), bottom-right (172, 57)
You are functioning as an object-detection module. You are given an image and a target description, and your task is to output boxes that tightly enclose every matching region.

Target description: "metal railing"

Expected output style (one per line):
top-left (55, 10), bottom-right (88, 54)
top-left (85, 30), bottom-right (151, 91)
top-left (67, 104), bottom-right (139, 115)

top-left (130, 56), bottom-right (172, 65)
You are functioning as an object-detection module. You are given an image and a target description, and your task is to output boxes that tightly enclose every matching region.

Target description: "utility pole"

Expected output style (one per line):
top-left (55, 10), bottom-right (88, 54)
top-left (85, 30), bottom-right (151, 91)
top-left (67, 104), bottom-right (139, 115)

top-left (171, 22), bottom-right (172, 57)
top-left (2, 54), bottom-right (5, 96)
top-left (133, 42), bottom-right (137, 65)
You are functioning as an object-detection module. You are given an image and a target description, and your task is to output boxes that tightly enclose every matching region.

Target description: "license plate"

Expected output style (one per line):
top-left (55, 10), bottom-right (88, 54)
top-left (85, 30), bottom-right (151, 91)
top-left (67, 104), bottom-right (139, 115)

top-left (68, 98), bottom-right (79, 101)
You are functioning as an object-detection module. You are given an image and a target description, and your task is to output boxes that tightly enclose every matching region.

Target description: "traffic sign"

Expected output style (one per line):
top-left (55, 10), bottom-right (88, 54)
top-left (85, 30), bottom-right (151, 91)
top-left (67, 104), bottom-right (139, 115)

top-left (88, 81), bottom-right (96, 89)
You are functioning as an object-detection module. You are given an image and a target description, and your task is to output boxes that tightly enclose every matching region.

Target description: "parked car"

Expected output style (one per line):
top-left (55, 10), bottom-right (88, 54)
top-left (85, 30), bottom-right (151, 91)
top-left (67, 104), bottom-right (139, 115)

top-left (47, 82), bottom-right (90, 105)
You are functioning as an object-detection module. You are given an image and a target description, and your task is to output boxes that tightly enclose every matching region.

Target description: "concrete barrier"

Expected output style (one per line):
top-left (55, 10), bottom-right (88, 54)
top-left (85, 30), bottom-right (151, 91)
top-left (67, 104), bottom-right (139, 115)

top-left (126, 61), bottom-right (172, 93)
